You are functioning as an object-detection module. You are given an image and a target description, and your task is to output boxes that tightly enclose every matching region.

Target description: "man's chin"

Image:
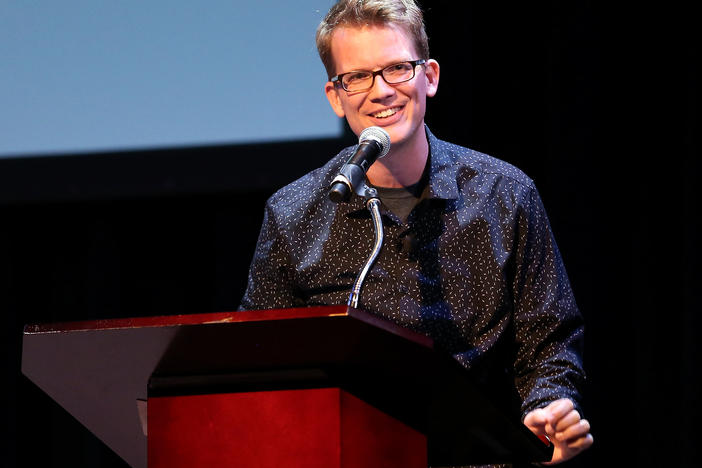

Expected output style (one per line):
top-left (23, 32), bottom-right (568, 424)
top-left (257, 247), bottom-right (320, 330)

top-left (352, 120), bottom-right (416, 148)
top-left (384, 126), bottom-right (414, 148)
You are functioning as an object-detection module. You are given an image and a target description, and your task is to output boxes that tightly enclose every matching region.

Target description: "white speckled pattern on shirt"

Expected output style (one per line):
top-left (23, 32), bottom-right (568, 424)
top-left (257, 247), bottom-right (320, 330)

top-left (240, 127), bottom-right (585, 419)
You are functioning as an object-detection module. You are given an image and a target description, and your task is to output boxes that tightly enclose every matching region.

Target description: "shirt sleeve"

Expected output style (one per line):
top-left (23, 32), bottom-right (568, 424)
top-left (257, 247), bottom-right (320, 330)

top-left (511, 186), bottom-right (586, 418)
top-left (238, 200), bottom-right (301, 311)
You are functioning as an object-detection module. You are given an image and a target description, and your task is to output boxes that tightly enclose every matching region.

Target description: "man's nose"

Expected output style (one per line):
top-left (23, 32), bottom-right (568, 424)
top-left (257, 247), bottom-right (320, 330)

top-left (368, 73), bottom-right (396, 100)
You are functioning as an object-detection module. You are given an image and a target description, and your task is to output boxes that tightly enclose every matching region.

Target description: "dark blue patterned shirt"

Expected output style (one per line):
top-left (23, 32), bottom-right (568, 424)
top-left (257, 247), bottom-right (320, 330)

top-left (240, 127), bottom-right (585, 419)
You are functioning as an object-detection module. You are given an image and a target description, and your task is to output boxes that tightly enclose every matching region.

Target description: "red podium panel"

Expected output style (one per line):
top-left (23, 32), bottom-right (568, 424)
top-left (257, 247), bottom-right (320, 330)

top-left (148, 388), bottom-right (426, 468)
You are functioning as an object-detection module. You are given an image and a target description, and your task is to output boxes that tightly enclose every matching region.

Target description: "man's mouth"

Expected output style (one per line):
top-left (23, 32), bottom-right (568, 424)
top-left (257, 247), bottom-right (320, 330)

top-left (370, 106), bottom-right (403, 119)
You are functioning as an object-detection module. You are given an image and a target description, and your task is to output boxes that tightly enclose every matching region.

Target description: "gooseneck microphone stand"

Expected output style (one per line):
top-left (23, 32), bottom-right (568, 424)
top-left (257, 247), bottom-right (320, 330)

top-left (347, 186), bottom-right (384, 308)
top-left (328, 126), bottom-right (390, 309)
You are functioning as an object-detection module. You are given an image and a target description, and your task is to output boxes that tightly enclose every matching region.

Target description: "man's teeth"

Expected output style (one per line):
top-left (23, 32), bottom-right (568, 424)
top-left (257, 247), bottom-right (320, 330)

top-left (372, 107), bottom-right (400, 118)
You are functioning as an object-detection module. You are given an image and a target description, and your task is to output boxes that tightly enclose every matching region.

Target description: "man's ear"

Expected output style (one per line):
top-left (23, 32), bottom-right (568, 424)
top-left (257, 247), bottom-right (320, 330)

top-left (424, 59), bottom-right (440, 98)
top-left (324, 82), bottom-right (346, 118)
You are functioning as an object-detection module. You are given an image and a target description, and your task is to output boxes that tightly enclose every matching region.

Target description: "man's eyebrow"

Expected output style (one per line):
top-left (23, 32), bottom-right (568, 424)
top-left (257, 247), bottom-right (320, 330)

top-left (346, 59), bottom-right (415, 72)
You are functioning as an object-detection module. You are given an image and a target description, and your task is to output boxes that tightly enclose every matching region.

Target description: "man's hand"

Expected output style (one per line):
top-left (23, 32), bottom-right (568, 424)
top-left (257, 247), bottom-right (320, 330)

top-left (523, 399), bottom-right (593, 465)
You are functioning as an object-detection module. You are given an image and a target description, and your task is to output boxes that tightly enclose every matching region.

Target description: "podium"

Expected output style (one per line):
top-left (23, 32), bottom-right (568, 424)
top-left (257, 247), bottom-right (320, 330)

top-left (22, 306), bottom-right (552, 467)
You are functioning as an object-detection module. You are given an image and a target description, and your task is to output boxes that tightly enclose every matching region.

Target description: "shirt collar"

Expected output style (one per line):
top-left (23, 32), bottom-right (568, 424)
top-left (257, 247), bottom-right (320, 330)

top-left (425, 126), bottom-right (461, 200)
top-left (340, 126), bottom-right (461, 216)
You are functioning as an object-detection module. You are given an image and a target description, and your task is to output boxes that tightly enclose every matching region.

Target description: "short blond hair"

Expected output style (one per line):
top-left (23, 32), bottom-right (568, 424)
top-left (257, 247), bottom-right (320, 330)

top-left (316, 0), bottom-right (430, 78)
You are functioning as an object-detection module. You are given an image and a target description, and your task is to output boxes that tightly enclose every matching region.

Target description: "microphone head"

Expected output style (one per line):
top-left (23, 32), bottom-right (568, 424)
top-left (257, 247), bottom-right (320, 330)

top-left (359, 126), bottom-right (391, 159)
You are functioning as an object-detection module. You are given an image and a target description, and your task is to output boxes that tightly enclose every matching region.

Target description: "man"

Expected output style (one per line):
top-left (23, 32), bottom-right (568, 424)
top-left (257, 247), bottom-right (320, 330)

top-left (240, 0), bottom-right (593, 464)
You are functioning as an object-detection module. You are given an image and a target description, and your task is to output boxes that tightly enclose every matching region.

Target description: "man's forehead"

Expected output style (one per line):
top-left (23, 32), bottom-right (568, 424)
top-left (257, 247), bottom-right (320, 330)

top-left (329, 23), bottom-right (418, 72)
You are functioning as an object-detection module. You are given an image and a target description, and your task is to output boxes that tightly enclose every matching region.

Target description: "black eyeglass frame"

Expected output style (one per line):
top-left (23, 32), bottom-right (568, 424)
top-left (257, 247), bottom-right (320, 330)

top-left (330, 59), bottom-right (427, 92)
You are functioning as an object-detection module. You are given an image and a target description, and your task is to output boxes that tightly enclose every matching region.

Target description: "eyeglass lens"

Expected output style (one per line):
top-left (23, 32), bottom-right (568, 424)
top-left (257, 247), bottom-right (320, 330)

top-left (342, 62), bottom-right (416, 91)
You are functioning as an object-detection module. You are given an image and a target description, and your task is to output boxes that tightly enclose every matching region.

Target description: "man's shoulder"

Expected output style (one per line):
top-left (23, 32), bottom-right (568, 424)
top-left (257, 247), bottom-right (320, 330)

top-left (430, 135), bottom-right (535, 190)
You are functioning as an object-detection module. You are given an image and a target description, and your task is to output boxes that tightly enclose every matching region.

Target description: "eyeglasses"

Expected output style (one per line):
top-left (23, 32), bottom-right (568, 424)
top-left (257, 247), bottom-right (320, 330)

top-left (331, 59), bottom-right (427, 92)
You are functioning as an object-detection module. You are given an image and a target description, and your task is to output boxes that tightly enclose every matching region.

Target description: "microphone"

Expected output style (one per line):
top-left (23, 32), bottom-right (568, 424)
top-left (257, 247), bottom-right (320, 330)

top-left (328, 126), bottom-right (391, 203)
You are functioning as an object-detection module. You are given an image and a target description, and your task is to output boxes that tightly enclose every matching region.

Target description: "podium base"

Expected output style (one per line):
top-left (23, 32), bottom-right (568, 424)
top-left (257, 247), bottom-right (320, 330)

top-left (147, 387), bottom-right (427, 468)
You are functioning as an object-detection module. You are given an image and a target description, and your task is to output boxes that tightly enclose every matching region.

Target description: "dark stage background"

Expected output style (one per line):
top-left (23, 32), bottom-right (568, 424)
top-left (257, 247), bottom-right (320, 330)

top-left (2, 2), bottom-right (699, 467)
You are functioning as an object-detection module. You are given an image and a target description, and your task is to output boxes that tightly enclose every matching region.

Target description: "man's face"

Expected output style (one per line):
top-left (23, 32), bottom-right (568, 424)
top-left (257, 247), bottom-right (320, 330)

top-left (324, 24), bottom-right (439, 151)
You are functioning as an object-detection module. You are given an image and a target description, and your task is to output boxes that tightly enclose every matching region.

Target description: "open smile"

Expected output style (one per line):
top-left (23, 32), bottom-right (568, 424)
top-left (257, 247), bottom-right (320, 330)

top-left (370, 105), bottom-right (404, 119)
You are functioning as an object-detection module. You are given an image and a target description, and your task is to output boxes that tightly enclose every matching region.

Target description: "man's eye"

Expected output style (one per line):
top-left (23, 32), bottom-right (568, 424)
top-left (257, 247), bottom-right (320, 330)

top-left (346, 72), bottom-right (369, 83)
top-left (386, 63), bottom-right (412, 73)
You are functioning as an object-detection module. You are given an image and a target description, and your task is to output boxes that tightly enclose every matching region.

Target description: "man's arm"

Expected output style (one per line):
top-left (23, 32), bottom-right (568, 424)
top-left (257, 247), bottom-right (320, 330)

top-left (239, 201), bottom-right (299, 311)
top-left (511, 187), bottom-right (592, 463)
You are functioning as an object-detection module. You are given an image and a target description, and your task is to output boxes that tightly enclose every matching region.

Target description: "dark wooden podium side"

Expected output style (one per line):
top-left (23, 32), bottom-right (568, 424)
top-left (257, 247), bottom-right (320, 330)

top-left (22, 306), bottom-right (552, 467)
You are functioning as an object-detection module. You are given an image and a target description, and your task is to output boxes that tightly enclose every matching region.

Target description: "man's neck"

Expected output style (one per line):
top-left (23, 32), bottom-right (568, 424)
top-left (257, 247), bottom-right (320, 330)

top-left (366, 128), bottom-right (429, 188)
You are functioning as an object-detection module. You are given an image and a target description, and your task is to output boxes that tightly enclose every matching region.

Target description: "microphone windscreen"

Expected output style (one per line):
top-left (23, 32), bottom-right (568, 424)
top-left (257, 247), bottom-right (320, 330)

top-left (359, 126), bottom-right (391, 159)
